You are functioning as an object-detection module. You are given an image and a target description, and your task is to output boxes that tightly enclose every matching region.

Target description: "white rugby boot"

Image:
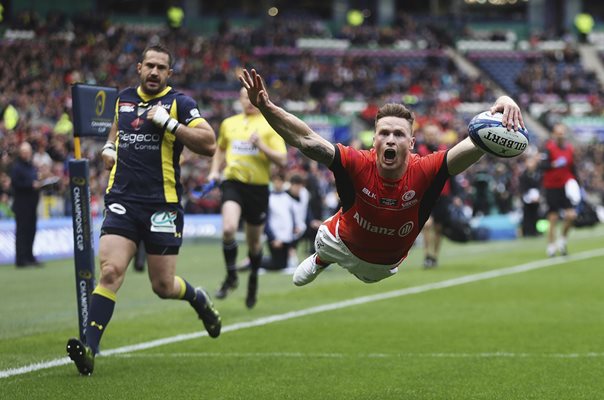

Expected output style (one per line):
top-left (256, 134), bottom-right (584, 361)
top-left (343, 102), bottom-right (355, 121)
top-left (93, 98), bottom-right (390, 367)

top-left (293, 254), bottom-right (327, 286)
top-left (546, 243), bottom-right (557, 258)
top-left (557, 237), bottom-right (568, 256)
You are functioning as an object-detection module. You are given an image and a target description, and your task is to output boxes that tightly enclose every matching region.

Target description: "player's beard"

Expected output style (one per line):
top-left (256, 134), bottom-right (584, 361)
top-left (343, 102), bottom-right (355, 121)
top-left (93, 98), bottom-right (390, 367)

top-left (141, 76), bottom-right (165, 95)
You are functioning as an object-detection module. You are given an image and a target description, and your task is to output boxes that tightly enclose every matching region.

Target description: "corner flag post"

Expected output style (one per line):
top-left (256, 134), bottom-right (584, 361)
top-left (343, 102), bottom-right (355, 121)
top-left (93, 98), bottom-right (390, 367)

top-left (69, 84), bottom-right (117, 342)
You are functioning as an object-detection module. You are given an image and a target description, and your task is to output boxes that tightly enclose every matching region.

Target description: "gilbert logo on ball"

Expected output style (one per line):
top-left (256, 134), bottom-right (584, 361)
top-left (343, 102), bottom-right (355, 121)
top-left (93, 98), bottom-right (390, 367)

top-left (468, 111), bottom-right (529, 158)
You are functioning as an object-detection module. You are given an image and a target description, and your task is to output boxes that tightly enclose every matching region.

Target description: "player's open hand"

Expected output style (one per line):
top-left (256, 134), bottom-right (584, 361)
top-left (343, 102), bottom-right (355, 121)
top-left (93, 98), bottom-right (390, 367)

top-left (239, 69), bottom-right (270, 109)
top-left (490, 96), bottom-right (525, 131)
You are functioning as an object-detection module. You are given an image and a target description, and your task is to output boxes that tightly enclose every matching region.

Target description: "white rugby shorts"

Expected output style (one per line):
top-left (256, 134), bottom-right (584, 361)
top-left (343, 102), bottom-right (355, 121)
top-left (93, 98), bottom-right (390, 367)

top-left (315, 219), bottom-right (399, 283)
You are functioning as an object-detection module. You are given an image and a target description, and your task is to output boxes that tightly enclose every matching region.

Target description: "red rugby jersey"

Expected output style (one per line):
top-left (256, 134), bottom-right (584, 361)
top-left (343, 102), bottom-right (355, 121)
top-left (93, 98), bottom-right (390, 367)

top-left (326, 144), bottom-right (449, 265)
top-left (542, 139), bottom-right (576, 189)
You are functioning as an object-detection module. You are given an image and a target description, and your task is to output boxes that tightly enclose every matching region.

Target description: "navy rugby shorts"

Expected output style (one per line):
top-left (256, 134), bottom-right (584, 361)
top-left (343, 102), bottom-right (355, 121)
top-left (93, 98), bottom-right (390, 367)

top-left (101, 200), bottom-right (184, 254)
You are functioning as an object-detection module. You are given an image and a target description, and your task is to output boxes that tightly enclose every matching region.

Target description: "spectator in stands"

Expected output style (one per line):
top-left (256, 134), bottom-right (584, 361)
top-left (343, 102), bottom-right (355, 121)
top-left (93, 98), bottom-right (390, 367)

top-left (417, 123), bottom-right (451, 269)
top-left (263, 172), bottom-right (302, 271)
top-left (301, 161), bottom-right (326, 255)
top-left (493, 162), bottom-right (513, 214)
top-left (470, 161), bottom-right (495, 217)
top-left (519, 153), bottom-right (542, 237)
top-left (208, 87), bottom-right (287, 309)
top-left (540, 123), bottom-right (578, 257)
top-left (286, 173), bottom-right (308, 270)
top-left (10, 142), bottom-right (42, 267)
top-left (1, 10), bottom-right (599, 244)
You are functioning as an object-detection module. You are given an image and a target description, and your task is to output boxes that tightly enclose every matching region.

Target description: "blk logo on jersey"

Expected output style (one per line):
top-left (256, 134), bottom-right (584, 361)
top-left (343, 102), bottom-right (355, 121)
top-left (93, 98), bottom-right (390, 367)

top-left (362, 187), bottom-right (377, 199)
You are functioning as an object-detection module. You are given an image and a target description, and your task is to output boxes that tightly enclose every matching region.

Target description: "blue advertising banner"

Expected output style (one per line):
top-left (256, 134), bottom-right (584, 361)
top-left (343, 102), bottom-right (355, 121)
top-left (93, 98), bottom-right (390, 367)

top-left (71, 84), bottom-right (118, 137)
top-left (0, 214), bottom-right (224, 265)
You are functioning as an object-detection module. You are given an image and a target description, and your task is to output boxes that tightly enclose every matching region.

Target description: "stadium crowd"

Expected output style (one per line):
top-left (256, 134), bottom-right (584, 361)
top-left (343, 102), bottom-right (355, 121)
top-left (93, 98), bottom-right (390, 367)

top-left (1, 10), bottom-right (602, 237)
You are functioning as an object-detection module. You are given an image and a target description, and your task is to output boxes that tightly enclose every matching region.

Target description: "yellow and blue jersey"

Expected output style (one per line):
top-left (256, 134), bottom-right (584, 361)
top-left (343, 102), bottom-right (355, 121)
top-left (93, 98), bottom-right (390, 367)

top-left (106, 86), bottom-right (205, 203)
top-left (218, 113), bottom-right (286, 185)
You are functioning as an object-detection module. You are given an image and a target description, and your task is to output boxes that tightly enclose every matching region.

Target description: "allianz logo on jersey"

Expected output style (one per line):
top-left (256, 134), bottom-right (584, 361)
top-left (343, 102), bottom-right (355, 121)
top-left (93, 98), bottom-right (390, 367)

top-left (353, 212), bottom-right (414, 237)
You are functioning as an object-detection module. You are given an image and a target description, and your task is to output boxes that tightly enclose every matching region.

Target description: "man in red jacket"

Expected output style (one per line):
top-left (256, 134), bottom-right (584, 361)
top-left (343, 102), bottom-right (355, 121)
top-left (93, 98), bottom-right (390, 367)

top-left (541, 123), bottom-right (578, 257)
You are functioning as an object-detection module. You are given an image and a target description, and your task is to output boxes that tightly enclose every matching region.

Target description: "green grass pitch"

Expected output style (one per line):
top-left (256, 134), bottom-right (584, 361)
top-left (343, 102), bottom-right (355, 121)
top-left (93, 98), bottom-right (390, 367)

top-left (1, 225), bottom-right (604, 399)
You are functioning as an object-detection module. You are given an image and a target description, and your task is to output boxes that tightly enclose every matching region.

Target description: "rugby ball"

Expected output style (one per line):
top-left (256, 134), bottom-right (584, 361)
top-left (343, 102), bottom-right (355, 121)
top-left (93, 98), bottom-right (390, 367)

top-left (468, 111), bottom-right (529, 158)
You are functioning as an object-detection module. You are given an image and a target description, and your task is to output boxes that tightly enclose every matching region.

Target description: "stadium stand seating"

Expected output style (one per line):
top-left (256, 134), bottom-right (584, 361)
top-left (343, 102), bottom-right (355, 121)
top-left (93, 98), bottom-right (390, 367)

top-left (0, 12), bottom-right (602, 225)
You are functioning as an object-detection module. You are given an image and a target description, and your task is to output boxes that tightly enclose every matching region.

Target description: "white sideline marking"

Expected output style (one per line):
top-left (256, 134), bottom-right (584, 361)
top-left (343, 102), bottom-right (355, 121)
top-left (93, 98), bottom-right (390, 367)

top-left (2, 248), bottom-right (603, 379)
top-left (112, 351), bottom-right (604, 359)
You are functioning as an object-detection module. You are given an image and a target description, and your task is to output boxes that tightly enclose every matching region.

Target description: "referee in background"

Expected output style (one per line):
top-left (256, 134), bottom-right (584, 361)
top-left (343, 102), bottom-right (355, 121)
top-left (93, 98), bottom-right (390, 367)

top-left (208, 87), bottom-right (287, 309)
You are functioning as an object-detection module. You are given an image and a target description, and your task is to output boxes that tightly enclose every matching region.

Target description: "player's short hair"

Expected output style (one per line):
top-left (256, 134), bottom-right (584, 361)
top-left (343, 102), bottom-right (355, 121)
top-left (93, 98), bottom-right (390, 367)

top-left (141, 44), bottom-right (173, 67)
top-left (551, 122), bottom-right (567, 135)
top-left (289, 173), bottom-right (305, 185)
top-left (375, 103), bottom-right (415, 131)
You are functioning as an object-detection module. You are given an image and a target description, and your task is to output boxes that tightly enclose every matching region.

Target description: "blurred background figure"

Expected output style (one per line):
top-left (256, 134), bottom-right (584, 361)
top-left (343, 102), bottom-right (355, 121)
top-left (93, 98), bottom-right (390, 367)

top-left (301, 161), bottom-right (327, 256)
top-left (417, 123), bottom-right (450, 269)
top-left (540, 123), bottom-right (578, 257)
top-left (285, 173), bottom-right (308, 271)
top-left (237, 172), bottom-right (305, 272)
top-left (519, 152), bottom-right (542, 237)
top-left (10, 142), bottom-right (42, 267)
top-left (208, 88), bottom-right (287, 309)
top-left (263, 172), bottom-right (301, 271)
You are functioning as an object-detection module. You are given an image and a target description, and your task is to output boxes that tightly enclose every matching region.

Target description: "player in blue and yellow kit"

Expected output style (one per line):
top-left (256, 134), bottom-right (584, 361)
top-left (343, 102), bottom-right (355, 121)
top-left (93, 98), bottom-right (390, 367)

top-left (66, 44), bottom-right (221, 375)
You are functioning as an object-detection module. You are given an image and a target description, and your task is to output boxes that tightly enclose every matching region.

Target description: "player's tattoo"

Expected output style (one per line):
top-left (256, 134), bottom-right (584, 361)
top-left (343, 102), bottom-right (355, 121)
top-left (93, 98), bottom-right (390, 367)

top-left (301, 144), bottom-right (333, 165)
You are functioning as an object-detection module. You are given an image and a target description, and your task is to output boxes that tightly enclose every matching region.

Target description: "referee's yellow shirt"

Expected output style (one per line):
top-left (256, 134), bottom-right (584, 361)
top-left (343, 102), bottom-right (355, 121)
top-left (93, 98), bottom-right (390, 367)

top-left (218, 113), bottom-right (287, 185)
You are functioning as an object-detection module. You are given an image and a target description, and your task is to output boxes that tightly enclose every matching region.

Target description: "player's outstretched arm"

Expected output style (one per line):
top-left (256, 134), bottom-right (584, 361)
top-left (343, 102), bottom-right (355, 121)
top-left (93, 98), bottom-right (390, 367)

top-left (239, 68), bottom-right (335, 166)
top-left (447, 137), bottom-right (485, 175)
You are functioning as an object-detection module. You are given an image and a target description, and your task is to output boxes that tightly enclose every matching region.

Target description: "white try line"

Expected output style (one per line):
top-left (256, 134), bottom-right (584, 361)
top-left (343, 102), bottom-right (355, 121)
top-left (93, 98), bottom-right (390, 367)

top-left (111, 351), bottom-right (604, 359)
top-left (2, 248), bottom-right (604, 379)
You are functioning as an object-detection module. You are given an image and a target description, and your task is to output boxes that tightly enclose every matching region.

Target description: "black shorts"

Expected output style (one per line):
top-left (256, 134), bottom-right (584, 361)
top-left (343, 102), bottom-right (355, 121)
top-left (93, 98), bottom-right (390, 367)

top-left (545, 188), bottom-right (573, 214)
top-left (430, 195), bottom-right (451, 225)
top-left (101, 200), bottom-right (183, 254)
top-left (221, 180), bottom-right (269, 225)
